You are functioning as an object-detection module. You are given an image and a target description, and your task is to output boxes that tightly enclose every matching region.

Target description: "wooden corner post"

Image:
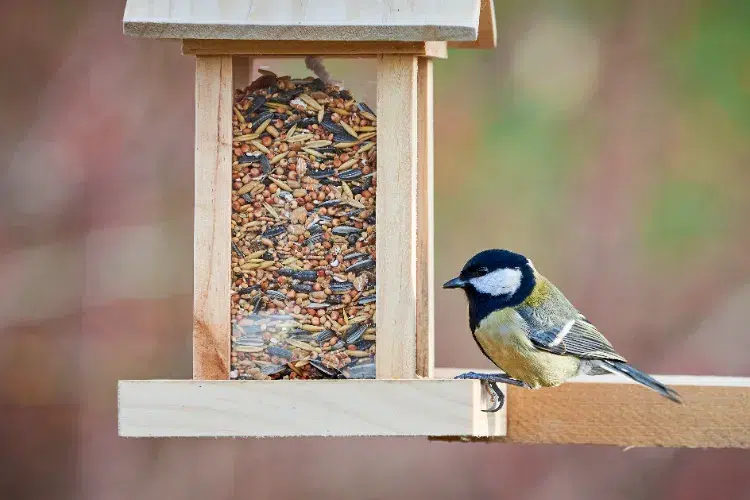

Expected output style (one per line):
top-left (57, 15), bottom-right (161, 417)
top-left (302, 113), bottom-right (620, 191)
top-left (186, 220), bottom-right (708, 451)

top-left (416, 57), bottom-right (435, 379)
top-left (376, 55), bottom-right (419, 379)
top-left (193, 55), bottom-right (233, 380)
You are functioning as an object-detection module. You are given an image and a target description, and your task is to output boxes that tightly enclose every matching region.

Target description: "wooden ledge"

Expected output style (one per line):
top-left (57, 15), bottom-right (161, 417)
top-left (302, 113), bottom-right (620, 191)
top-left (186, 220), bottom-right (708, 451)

top-left (432, 369), bottom-right (750, 448)
top-left (182, 40), bottom-right (448, 59)
top-left (118, 379), bottom-right (504, 438)
top-left (118, 369), bottom-right (750, 446)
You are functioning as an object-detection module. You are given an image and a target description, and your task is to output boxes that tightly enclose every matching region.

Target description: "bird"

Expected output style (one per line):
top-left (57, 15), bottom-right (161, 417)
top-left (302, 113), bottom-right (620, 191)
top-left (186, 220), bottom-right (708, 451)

top-left (443, 249), bottom-right (682, 412)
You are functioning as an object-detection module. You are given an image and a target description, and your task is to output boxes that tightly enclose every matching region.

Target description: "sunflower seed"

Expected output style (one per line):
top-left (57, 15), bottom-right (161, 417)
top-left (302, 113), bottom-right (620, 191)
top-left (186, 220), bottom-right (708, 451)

top-left (266, 346), bottom-right (293, 360)
top-left (337, 168), bottom-right (363, 181)
top-left (261, 225), bottom-right (286, 238)
top-left (345, 322), bottom-right (369, 344)
top-left (332, 225), bottom-right (361, 236)
top-left (329, 281), bottom-right (354, 293)
top-left (265, 290), bottom-right (288, 302)
top-left (346, 259), bottom-right (375, 273)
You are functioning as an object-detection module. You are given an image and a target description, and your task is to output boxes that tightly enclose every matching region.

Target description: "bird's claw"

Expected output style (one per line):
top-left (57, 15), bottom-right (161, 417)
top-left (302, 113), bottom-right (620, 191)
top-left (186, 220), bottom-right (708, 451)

top-left (454, 372), bottom-right (512, 412)
top-left (454, 371), bottom-right (527, 387)
top-left (481, 380), bottom-right (504, 412)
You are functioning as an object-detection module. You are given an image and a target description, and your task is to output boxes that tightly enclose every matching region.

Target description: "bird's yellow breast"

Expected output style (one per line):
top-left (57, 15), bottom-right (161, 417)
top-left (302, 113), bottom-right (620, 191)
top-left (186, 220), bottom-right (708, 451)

top-left (473, 308), bottom-right (580, 388)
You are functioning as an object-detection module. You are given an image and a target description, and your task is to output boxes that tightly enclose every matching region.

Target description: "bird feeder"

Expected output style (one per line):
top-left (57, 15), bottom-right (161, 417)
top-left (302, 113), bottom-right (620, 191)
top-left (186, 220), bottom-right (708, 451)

top-left (117, 1), bottom-right (750, 448)
top-left (118, 0), bottom-right (503, 438)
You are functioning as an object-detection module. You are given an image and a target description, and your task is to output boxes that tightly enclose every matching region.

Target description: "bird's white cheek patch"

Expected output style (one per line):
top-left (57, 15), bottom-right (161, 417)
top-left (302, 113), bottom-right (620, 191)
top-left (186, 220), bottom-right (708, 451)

top-left (470, 268), bottom-right (522, 296)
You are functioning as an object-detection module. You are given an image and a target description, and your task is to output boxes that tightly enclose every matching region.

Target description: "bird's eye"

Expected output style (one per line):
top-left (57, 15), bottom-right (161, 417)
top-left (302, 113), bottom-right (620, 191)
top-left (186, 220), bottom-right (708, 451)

top-left (469, 267), bottom-right (489, 277)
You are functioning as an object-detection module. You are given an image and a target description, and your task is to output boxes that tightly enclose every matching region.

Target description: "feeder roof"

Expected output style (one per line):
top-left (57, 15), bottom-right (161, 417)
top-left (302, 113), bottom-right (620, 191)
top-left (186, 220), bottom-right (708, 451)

top-left (123, 0), bottom-right (494, 48)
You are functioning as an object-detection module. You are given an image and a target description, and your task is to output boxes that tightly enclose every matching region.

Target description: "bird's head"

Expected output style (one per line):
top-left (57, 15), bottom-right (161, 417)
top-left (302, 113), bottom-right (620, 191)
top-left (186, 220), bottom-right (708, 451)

top-left (443, 249), bottom-right (537, 307)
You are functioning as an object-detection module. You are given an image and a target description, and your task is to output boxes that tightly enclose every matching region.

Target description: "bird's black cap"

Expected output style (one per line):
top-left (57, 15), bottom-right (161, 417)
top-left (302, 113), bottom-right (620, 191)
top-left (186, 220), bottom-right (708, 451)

top-left (443, 249), bottom-right (530, 289)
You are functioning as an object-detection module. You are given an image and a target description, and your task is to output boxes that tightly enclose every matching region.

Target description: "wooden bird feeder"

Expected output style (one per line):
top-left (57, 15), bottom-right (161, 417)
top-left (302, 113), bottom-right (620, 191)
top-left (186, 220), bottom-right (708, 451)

top-left (118, 1), bottom-right (750, 448)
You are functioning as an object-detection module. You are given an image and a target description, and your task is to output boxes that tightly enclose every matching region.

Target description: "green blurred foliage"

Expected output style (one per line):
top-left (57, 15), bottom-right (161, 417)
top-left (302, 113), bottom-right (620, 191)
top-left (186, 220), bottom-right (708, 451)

top-left (641, 0), bottom-right (750, 260)
top-left (661, 0), bottom-right (750, 129)
top-left (643, 179), bottom-right (727, 257)
top-left (436, 0), bottom-right (750, 256)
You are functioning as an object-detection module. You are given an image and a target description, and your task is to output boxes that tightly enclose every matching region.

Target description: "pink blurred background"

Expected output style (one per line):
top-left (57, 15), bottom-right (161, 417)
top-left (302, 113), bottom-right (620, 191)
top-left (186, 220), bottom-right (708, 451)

top-left (1, 1), bottom-right (749, 499)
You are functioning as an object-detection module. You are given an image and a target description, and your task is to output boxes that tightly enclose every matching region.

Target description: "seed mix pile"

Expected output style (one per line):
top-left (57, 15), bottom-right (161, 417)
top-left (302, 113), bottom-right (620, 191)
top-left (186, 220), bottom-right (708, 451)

top-left (230, 70), bottom-right (377, 380)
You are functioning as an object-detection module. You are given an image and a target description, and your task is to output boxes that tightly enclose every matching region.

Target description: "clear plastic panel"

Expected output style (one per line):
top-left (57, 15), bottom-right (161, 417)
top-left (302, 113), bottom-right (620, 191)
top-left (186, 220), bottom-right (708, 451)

top-left (230, 64), bottom-right (376, 380)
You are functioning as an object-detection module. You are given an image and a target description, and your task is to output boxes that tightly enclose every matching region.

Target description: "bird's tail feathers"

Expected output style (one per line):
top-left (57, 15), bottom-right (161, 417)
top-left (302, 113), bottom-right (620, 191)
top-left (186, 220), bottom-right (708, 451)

top-left (600, 360), bottom-right (682, 404)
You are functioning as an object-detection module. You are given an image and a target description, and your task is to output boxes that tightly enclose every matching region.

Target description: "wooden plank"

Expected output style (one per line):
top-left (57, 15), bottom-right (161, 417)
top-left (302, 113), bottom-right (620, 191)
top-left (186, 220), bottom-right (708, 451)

top-left (182, 40), bottom-right (448, 59)
top-left (118, 379), bottom-right (495, 437)
top-left (375, 56), bottom-right (419, 379)
top-left (232, 56), bottom-right (253, 91)
top-left (432, 369), bottom-right (750, 448)
top-left (416, 57), bottom-right (435, 379)
top-left (449, 0), bottom-right (496, 49)
top-left (193, 56), bottom-right (233, 380)
top-left (124, 0), bottom-right (480, 42)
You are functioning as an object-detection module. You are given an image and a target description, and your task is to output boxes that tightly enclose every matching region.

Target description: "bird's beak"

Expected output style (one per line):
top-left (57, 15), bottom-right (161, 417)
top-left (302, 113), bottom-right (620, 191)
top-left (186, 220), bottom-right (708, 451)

top-left (443, 276), bottom-right (466, 289)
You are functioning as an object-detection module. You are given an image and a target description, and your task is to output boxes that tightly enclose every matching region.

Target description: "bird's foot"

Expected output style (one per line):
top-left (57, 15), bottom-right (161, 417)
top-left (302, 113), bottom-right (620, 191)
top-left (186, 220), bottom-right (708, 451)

top-left (482, 381), bottom-right (504, 413)
top-left (454, 371), bottom-right (528, 388)
top-left (454, 372), bottom-right (528, 412)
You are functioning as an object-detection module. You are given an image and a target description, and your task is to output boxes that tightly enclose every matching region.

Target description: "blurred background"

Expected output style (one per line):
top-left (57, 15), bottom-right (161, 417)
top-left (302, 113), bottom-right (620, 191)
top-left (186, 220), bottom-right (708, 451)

top-left (1, 0), bottom-right (750, 499)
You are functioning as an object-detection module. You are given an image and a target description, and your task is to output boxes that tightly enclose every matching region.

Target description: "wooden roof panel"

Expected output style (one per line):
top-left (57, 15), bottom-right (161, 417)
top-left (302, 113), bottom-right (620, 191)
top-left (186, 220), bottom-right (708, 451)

top-left (449, 0), bottom-right (496, 49)
top-left (124, 0), bottom-right (482, 42)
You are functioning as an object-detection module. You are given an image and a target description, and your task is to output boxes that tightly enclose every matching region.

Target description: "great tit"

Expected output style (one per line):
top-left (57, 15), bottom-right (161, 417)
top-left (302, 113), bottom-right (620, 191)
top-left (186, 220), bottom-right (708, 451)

top-left (443, 249), bottom-right (681, 412)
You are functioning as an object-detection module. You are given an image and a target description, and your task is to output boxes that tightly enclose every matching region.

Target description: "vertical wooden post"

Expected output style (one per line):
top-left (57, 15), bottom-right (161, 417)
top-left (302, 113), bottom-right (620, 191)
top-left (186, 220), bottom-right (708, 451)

top-left (416, 58), bottom-right (435, 379)
top-left (232, 56), bottom-right (254, 90)
top-left (193, 55), bottom-right (233, 380)
top-left (375, 55), bottom-right (419, 379)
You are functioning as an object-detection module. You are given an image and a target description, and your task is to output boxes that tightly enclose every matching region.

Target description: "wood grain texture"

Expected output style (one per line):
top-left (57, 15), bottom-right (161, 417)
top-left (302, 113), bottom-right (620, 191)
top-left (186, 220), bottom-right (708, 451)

top-left (416, 58), bottom-right (435, 379)
top-left (193, 56), bottom-right (233, 380)
top-left (118, 379), bottom-right (496, 437)
top-left (433, 369), bottom-right (750, 448)
top-left (123, 0), bottom-right (480, 42)
top-left (375, 56), bottom-right (419, 379)
top-left (232, 56), bottom-right (253, 91)
top-left (449, 0), bottom-right (496, 49)
top-left (183, 40), bottom-right (448, 58)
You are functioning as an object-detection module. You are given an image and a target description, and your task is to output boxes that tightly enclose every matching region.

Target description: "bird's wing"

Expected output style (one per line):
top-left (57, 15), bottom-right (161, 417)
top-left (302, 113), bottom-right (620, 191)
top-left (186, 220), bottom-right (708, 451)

top-left (527, 314), bottom-right (627, 362)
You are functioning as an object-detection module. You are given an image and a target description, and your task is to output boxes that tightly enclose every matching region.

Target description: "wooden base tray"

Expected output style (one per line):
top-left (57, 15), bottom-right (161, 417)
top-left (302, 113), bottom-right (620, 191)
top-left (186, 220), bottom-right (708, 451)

top-left (117, 378), bottom-right (506, 438)
top-left (118, 370), bottom-right (750, 446)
